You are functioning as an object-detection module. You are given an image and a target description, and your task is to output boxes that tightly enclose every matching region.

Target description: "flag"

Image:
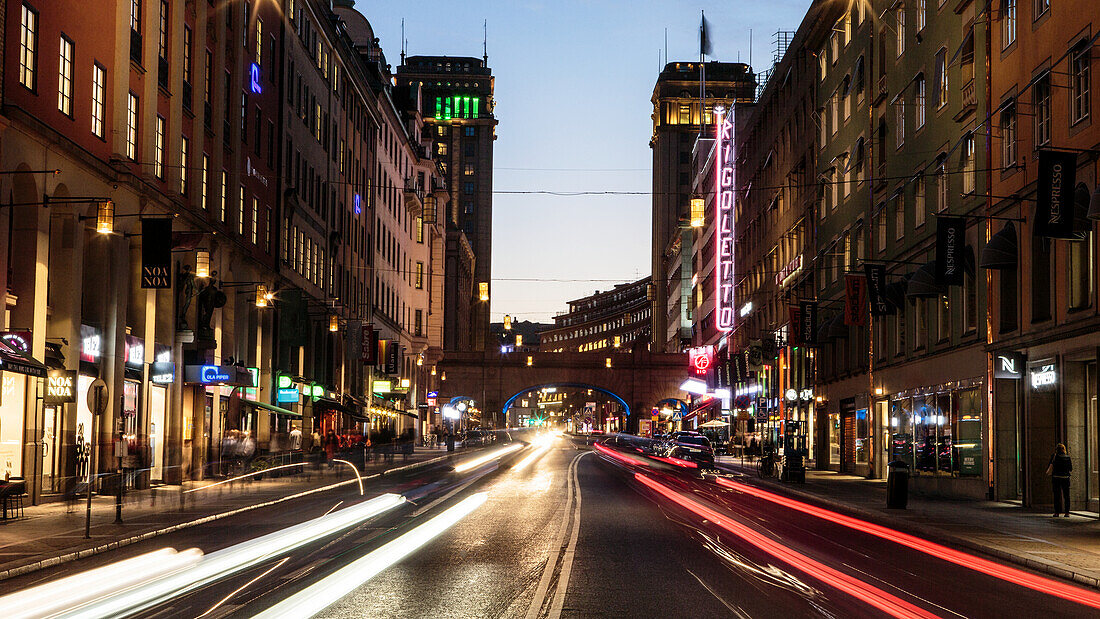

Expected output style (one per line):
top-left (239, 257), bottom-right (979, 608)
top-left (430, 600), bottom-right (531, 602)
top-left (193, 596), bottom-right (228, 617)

top-left (700, 12), bottom-right (712, 57)
top-left (844, 274), bottom-right (867, 326)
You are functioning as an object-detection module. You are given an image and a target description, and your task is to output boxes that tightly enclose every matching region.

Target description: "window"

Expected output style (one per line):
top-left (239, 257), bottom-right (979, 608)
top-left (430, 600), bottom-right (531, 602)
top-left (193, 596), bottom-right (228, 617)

top-left (416, 215), bottom-right (423, 243)
top-left (204, 50), bottom-right (213, 104)
top-left (183, 26), bottom-right (192, 84)
top-left (917, 0), bottom-right (926, 31)
top-left (255, 18), bottom-right (263, 63)
top-left (464, 182), bottom-right (475, 195)
top-left (937, 295), bottom-right (950, 341)
top-left (91, 63), bottom-right (106, 138)
top-left (842, 75), bottom-right (852, 120)
top-left (1070, 186), bottom-right (1095, 310)
top-left (936, 157), bottom-right (949, 212)
top-left (895, 97), bottom-right (905, 147)
top-left (52, 35), bottom-right (75, 116)
top-left (251, 198), bottom-right (259, 244)
top-left (962, 134), bottom-right (976, 194)
top-left (19, 3), bottom-right (37, 90)
top-left (1071, 42), bottom-right (1091, 125)
top-left (200, 154), bottom-right (209, 210)
top-left (842, 12), bottom-right (851, 45)
top-left (436, 142), bottom-right (447, 156)
top-left (915, 298), bottom-right (927, 349)
top-left (129, 0), bottom-right (142, 63)
top-left (158, 1), bottom-right (168, 60)
top-left (934, 49), bottom-right (948, 109)
top-left (1034, 72), bottom-right (1051, 145)
top-left (179, 135), bottom-right (189, 194)
top-left (153, 116), bottom-right (165, 178)
top-left (895, 8), bottom-right (905, 57)
top-left (1032, 237), bottom-right (1052, 322)
top-left (895, 304), bottom-right (906, 354)
top-left (963, 269), bottom-right (977, 333)
top-left (914, 75), bottom-right (926, 129)
top-left (1035, 0), bottom-right (1050, 17)
top-left (895, 197), bottom-right (904, 240)
top-left (915, 174), bottom-right (926, 227)
top-left (1001, 101), bottom-right (1017, 168)
top-left (465, 126), bottom-right (476, 137)
top-left (464, 163), bottom-right (475, 176)
top-left (126, 93), bottom-right (139, 160)
top-left (238, 186), bottom-right (245, 235)
top-left (415, 262), bottom-right (424, 289)
top-left (1001, 0), bottom-right (1016, 48)
top-left (415, 309), bottom-right (423, 337)
top-left (219, 171), bottom-right (227, 222)
top-left (678, 103), bottom-right (691, 125)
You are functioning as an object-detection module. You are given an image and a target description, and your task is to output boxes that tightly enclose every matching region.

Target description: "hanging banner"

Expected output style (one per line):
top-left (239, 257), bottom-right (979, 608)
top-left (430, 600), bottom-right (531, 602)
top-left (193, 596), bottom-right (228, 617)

top-left (788, 305), bottom-right (803, 345)
top-left (1034, 150), bottom-right (1077, 239)
top-left (800, 301), bottom-right (818, 345)
top-left (733, 352), bottom-right (748, 383)
top-left (45, 369), bottom-right (77, 404)
top-left (844, 274), bottom-right (867, 326)
top-left (382, 340), bottom-right (401, 375)
top-left (360, 325), bottom-right (377, 364)
top-left (141, 218), bottom-right (173, 289)
top-left (864, 264), bottom-right (892, 316)
top-left (935, 216), bottom-right (967, 286)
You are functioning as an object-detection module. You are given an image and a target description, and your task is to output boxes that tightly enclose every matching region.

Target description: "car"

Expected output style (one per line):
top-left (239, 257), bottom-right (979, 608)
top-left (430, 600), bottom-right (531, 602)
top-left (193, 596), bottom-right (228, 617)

top-left (663, 434), bottom-right (715, 468)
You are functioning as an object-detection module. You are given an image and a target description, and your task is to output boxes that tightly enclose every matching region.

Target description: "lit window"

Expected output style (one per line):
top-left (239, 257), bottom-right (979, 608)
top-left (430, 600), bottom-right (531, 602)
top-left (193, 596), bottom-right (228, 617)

top-left (895, 8), bottom-right (905, 57)
top-left (894, 98), bottom-right (905, 147)
top-left (126, 92), bottom-right (139, 160)
top-left (914, 75), bottom-right (925, 129)
top-left (251, 198), bottom-right (258, 244)
top-left (154, 115), bottom-right (165, 179)
top-left (219, 171), bottom-right (227, 222)
top-left (158, 1), bottom-right (168, 60)
top-left (416, 215), bottom-right (423, 243)
top-left (415, 262), bottom-right (424, 289)
top-left (917, 0), bottom-right (926, 31)
top-left (895, 198), bottom-right (904, 240)
top-left (1071, 42), bottom-right (1091, 125)
top-left (200, 153), bottom-right (209, 210)
top-left (914, 174), bottom-right (926, 227)
top-left (19, 3), bottom-right (37, 90)
top-left (1001, 0), bottom-right (1016, 49)
top-left (239, 186), bottom-right (245, 235)
top-left (255, 18), bottom-right (263, 64)
top-left (464, 163), bottom-right (475, 176)
top-left (91, 63), bottom-right (106, 138)
top-left (183, 26), bottom-right (192, 84)
top-left (936, 157), bottom-right (949, 212)
top-left (179, 135), bottom-right (189, 194)
top-left (934, 49), bottom-right (948, 109)
top-left (57, 36), bottom-right (73, 115)
top-left (962, 134), bottom-right (976, 194)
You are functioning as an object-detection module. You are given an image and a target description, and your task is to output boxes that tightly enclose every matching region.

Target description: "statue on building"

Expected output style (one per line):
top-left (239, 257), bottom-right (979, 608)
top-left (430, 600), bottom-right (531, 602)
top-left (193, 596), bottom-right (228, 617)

top-left (196, 271), bottom-right (227, 340)
top-left (176, 264), bottom-right (195, 332)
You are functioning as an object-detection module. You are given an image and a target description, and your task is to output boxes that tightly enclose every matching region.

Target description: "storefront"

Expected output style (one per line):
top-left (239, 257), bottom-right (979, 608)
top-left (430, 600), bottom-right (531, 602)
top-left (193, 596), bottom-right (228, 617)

top-left (183, 363), bottom-right (256, 477)
top-left (147, 347), bottom-right (174, 484)
top-left (0, 336), bottom-right (48, 482)
top-left (885, 377), bottom-right (985, 498)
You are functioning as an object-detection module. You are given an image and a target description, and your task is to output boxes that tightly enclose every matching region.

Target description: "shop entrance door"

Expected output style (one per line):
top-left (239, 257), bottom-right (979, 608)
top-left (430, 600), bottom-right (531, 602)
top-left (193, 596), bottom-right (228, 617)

top-left (840, 397), bottom-right (856, 474)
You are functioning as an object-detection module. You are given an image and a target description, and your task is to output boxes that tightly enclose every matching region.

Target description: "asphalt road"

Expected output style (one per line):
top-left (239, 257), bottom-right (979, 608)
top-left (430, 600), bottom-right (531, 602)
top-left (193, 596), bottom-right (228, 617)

top-left (6, 434), bottom-right (1100, 618)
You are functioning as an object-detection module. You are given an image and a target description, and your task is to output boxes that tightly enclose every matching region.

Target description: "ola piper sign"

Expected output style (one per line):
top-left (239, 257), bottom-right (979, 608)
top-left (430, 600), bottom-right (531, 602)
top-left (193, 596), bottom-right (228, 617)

top-left (714, 106), bottom-right (736, 331)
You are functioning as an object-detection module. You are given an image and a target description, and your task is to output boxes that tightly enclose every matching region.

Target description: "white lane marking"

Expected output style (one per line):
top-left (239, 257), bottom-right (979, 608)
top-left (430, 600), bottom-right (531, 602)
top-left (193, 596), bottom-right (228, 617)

top-left (547, 451), bottom-right (586, 619)
top-left (524, 451), bottom-right (584, 619)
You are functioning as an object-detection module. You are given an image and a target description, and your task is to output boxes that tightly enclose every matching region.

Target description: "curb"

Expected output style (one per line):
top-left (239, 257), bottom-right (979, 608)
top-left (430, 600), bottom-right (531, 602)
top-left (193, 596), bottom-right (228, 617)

top-left (0, 453), bottom-right (457, 583)
top-left (716, 463), bottom-right (1100, 591)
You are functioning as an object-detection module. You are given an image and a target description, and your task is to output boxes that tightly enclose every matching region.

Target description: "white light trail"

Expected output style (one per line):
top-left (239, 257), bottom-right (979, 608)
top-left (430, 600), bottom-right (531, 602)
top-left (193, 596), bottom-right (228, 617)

top-left (512, 435), bottom-right (556, 472)
top-left (453, 443), bottom-right (524, 473)
top-left (1, 548), bottom-right (203, 619)
top-left (56, 494), bottom-right (405, 619)
top-left (252, 492), bottom-right (488, 618)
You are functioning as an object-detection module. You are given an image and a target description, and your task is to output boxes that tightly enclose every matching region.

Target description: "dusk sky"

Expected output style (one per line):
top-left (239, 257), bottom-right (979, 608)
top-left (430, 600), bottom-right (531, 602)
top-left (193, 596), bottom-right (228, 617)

top-left (368, 1), bottom-right (811, 323)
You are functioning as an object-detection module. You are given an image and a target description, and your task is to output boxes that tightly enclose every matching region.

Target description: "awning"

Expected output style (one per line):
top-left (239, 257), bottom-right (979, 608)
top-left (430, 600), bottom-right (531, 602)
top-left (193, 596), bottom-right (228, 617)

top-left (402, 411), bottom-right (420, 420)
top-left (980, 222), bottom-right (1017, 270)
top-left (0, 340), bottom-right (47, 378)
top-left (316, 397), bottom-right (370, 422)
top-left (240, 399), bottom-right (301, 417)
top-left (825, 314), bottom-right (850, 340)
top-left (906, 262), bottom-right (944, 298)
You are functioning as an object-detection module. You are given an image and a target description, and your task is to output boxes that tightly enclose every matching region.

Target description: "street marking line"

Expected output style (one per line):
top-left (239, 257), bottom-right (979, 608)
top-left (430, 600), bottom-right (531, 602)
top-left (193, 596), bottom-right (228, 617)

top-left (547, 451), bottom-right (586, 619)
top-left (524, 451), bottom-right (584, 619)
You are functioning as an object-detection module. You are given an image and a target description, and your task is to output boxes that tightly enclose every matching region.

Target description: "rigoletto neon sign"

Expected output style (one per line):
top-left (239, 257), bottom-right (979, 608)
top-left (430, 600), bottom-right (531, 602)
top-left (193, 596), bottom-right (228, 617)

top-left (714, 106), bottom-right (735, 331)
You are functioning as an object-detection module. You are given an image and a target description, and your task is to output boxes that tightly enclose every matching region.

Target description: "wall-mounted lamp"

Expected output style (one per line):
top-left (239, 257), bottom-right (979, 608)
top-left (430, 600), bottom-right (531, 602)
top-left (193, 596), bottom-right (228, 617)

top-left (96, 200), bottom-right (114, 234)
top-left (329, 315), bottom-right (339, 332)
top-left (255, 285), bottom-right (269, 308)
top-left (195, 249), bottom-right (210, 278)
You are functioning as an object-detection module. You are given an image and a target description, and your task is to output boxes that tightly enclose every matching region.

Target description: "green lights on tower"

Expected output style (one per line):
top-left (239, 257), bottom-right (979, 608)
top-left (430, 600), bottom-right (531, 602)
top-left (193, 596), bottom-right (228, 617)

top-left (433, 95), bottom-right (481, 120)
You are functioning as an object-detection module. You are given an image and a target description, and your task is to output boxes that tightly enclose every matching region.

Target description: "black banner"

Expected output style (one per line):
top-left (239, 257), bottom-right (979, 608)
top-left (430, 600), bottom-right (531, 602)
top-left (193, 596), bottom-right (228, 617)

top-left (733, 352), bottom-right (747, 383)
top-left (800, 301), bottom-right (818, 345)
top-left (141, 218), bottom-right (173, 288)
top-left (1034, 150), bottom-right (1077, 239)
top-left (935, 216), bottom-right (966, 286)
top-left (383, 340), bottom-right (401, 375)
top-left (864, 264), bottom-right (892, 316)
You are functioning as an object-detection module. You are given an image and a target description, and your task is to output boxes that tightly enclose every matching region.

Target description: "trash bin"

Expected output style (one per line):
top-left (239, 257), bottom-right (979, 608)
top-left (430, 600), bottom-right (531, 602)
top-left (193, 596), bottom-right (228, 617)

top-left (886, 460), bottom-right (909, 509)
top-left (781, 453), bottom-right (805, 483)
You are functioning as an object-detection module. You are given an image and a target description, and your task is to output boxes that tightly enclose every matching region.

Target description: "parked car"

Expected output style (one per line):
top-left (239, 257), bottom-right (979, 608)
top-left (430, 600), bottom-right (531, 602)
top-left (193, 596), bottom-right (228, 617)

top-left (661, 433), bottom-right (715, 468)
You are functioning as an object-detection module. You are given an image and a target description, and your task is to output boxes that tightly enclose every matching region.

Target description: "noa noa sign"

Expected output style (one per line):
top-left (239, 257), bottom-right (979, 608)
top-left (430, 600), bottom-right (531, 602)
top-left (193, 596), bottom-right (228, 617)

top-left (45, 370), bottom-right (77, 404)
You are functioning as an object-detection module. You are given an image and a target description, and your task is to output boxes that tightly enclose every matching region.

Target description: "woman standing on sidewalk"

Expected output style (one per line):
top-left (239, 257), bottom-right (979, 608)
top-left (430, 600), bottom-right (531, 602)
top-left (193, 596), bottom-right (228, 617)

top-left (1048, 443), bottom-right (1072, 517)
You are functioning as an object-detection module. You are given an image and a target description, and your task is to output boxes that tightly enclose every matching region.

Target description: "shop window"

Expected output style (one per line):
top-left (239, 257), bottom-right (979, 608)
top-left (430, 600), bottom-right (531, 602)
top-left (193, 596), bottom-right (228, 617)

top-left (937, 294), bottom-right (950, 342)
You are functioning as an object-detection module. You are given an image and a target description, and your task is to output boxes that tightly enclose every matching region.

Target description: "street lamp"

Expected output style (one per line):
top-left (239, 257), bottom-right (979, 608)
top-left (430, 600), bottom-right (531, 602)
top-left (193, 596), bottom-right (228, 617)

top-left (255, 285), bottom-right (269, 308)
top-left (195, 249), bottom-right (210, 278)
top-left (605, 357), bottom-right (612, 368)
top-left (431, 366), bottom-right (437, 376)
top-left (527, 356), bottom-right (533, 366)
top-left (95, 200), bottom-right (114, 234)
top-left (504, 315), bottom-right (512, 330)
top-left (329, 315), bottom-right (339, 332)
top-left (689, 196), bottom-right (705, 228)
top-left (478, 282), bottom-right (489, 302)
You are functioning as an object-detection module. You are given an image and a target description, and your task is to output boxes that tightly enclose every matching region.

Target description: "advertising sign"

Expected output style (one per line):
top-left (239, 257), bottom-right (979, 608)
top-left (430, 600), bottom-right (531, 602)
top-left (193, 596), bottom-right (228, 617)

top-left (864, 264), bottom-right (892, 316)
top-left (713, 106), bottom-right (736, 331)
top-left (1034, 150), bottom-right (1078, 239)
top-left (844, 274), bottom-right (867, 326)
top-left (994, 351), bottom-right (1024, 380)
top-left (140, 218), bottom-right (172, 288)
top-left (124, 335), bottom-right (145, 369)
top-left (383, 340), bottom-right (401, 375)
top-left (687, 345), bottom-right (714, 378)
top-left (45, 369), bottom-right (77, 404)
top-left (935, 216), bottom-right (967, 286)
top-left (80, 324), bottom-right (101, 363)
top-left (150, 361), bottom-right (175, 384)
top-left (276, 387), bottom-right (300, 404)
top-left (800, 301), bottom-right (818, 345)
top-left (361, 325), bottom-right (377, 364)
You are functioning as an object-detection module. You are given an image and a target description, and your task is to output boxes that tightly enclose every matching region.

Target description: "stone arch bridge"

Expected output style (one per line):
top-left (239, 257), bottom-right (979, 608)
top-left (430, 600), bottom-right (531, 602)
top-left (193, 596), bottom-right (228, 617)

top-left (435, 350), bottom-right (686, 430)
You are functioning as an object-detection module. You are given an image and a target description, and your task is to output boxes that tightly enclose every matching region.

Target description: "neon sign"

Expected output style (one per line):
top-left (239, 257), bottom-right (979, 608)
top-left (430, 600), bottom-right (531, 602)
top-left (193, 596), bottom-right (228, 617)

top-left (354, 193), bottom-right (362, 215)
top-left (250, 63), bottom-right (262, 94)
top-left (688, 345), bottom-right (714, 377)
top-left (714, 107), bottom-right (735, 331)
top-left (200, 365), bottom-right (231, 383)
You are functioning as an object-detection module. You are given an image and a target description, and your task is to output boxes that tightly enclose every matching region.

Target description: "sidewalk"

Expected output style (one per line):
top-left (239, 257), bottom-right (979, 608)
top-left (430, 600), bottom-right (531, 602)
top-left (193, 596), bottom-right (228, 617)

top-left (717, 456), bottom-right (1100, 589)
top-left (0, 446), bottom-right (460, 581)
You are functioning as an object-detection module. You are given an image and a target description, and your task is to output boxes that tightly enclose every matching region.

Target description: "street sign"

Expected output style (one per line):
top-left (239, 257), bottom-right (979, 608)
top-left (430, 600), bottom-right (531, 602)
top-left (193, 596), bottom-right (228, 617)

top-left (87, 378), bottom-right (109, 415)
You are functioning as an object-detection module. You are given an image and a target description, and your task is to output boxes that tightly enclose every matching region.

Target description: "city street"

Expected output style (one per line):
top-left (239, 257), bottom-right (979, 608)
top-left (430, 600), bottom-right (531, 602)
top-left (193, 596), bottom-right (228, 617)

top-left (6, 435), bottom-right (1100, 617)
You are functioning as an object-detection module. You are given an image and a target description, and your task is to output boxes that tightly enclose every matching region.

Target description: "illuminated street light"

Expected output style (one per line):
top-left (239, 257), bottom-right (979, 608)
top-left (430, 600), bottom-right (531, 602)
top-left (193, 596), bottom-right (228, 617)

top-left (526, 355), bottom-right (533, 366)
top-left (689, 196), bottom-right (705, 228)
top-left (195, 249), bottom-right (210, 278)
top-left (255, 285), bottom-right (269, 308)
top-left (605, 357), bottom-right (612, 368)
top-left (479, 282), bottom-right (489, 302)
top-left (329, 315), bottom-right (339, 332)
top-left (96, 200), bottom-right (114, 234)
top-left (417, 355), bottom-right (424, 367)
top-left (431, 366), bottom-right (437, 376)
top-left (504, 315), bottom-right (512, 330)
top-left (613, 335), bottom-right (621, 348)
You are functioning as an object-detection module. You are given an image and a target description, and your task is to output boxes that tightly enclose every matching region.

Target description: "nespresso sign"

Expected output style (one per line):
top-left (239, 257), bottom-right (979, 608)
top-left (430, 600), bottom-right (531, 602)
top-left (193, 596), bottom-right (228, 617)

top-left (994, 352), bottom-right (1024, 380)
top-left (936, 216), bottom-right (966, 286)
top-left (1034, 150), bottom-right (1077, 239)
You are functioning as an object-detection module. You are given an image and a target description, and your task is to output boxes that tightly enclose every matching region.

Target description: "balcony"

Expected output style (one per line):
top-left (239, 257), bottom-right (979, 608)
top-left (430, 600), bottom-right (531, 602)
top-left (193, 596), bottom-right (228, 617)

top-left (403, 182), bottom-right (424, 215)
top-left (955, 79), bottom-right (977, 122)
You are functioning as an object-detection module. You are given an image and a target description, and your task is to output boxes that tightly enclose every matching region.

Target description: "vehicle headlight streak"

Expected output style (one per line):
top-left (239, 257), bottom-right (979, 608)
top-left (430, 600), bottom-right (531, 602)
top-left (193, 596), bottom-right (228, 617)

top-left (512, 435), bottom-right (556, 472)
top-left (453, 443), bottom-right (524, 472)
top-left (634, 473), bottom-right (937, 619)
top-left (54, 493), bottom-right (406, 619)
top-left (253, 492), bottom-right (488, 618)
top-left (714, 477), bottom-right (1100, 610)
top-left (0, 548), bottom-right (204, 619)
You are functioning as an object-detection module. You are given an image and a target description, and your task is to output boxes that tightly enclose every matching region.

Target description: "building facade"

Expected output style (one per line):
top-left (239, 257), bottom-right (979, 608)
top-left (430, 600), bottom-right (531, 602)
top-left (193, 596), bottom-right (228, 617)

top-left (650, 61), bottom-right (756, 354)
top-left (396, 55), bottom-right (495, 352)
top-left (0, 0), bottom-right (451, 502)
top-left (541, 277), bottom-right (652, 354)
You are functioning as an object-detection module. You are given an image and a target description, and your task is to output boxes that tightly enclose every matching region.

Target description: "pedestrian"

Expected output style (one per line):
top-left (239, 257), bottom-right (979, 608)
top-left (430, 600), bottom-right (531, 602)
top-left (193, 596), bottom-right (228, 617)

top-left (289, 425), bottom-right (302, 451)
top-left (324, 430), bottom-right (338, 467)
top-left (1047, 443), bottom-right (1072, 517)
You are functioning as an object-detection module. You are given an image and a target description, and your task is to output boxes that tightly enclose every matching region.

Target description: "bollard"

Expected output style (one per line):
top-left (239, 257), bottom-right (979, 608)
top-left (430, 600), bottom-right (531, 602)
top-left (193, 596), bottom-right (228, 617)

top-left (886, 460), bottom-right (909, 509)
